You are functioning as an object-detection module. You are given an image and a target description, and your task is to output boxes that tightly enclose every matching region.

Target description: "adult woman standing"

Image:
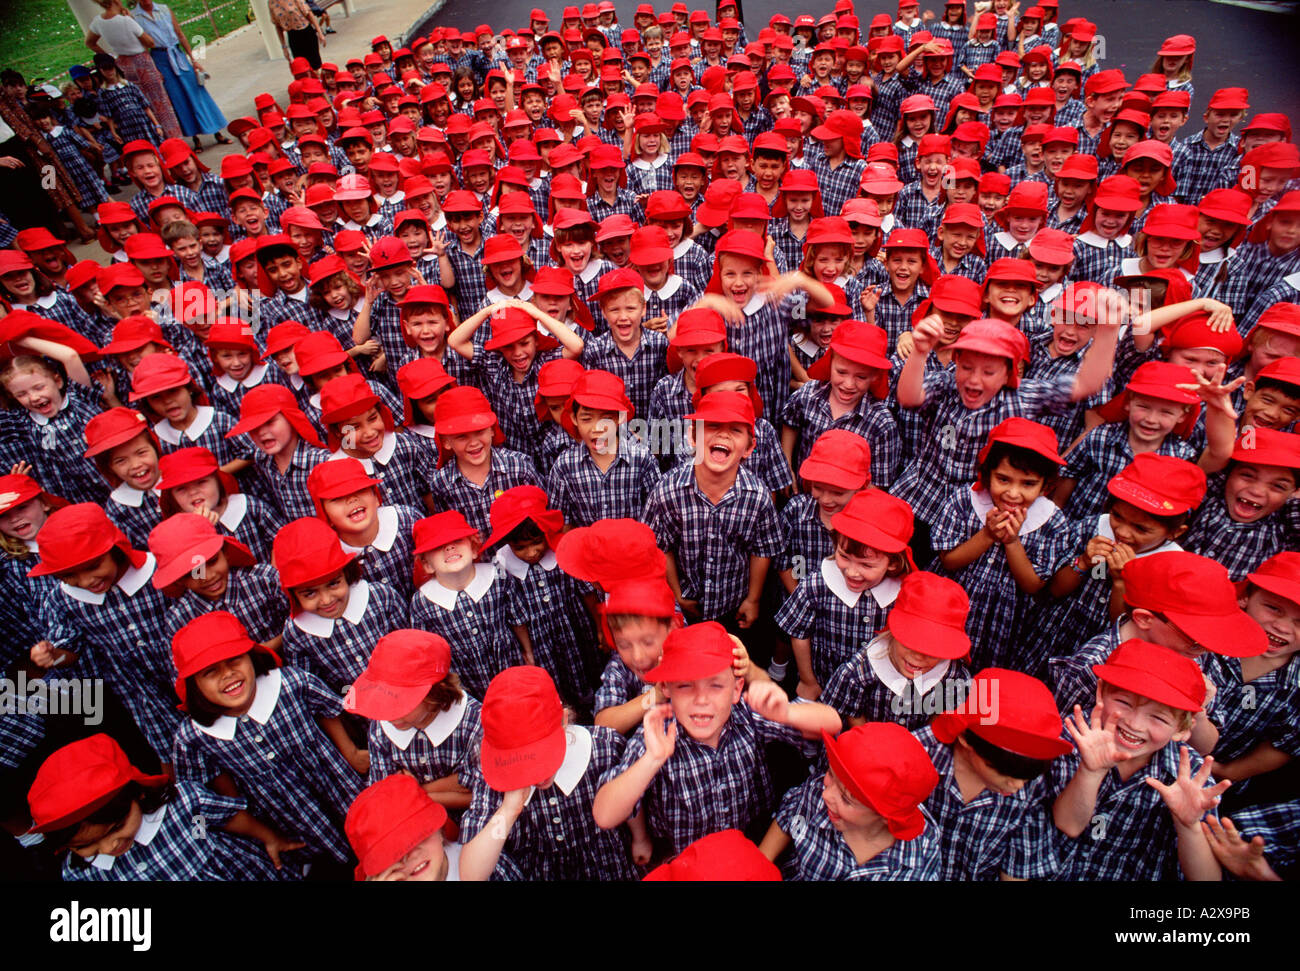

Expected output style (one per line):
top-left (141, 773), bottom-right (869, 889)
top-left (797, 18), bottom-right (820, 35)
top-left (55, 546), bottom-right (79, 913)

top-left (85, 0), bottom-right (182, 140)
top-left (133, 0), bottom-right (232, 150)
top-left (267, 0), bottom-right (327, 70)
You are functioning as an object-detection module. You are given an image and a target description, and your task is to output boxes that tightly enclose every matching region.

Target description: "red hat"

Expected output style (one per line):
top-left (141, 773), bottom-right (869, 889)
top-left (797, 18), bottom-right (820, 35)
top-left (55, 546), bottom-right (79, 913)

top-left (554, 518), bottom-right (665, 587)
top-left (1122, 551), bottom-right (1268, 657)
top-left (171, 610), bottom-right (279, 708)
top-left (949, 319), bottom-right (1031, 388)
top-left (643, 830), bottom-right (781, 881)
top-left (1107, 453), bottom-right (1207, 516)
top-left (859, 163), bottom-right (904, 197)
top-left (932, 668), bottom-right (1071, 760)
top-left (98, 314), bottom-right (167, 356)
top-left (914, 274), bottom-right (984, 327)
top-left (346, 629), bottom-right (452, 720)
top-left (1095, 360), bottom-right (1200, 435)
top-left (483, 306), bottom-right (558, 354)
top-left (1027, 228), bottom-right (1076, 265)
top-left (1084, 69), bottom-right (1128, 97)
top-left (938, 203), bottom-right (987, 257)
top-left (27, 734), bottom-right (169, 833)
top-left (82, 406), bottom-right (155, 462)
top-left (1163, 310), bottom-right (1242, 359)
top-left (273, 516), bottom-right (358, 611)
top-left (479, 666), bottom-right (567, 790)
top-left (685, 389), bottom-right (756, 431)
top-left (881, 228), bottom-right (939, 284)
top-left (830, 488), bottom-right (916, 570)
top-left (345, 773), bottom-right (450, 880)
top-left (807, 320), bottom-right (891, 398)
top-left (1120, 140), bottom-right (1177, 197)
top-left (993, 181), bottom-right (1049, 228)
top-left (798, 429), bottom-right (872, 491)
top-left (886, 571), bottom-right (971, 659)
top-left (410, 512), bottom-right (478, 562)
top-left (1253, 302), bottom-right (1300, 340)
top-left (307, 456), bottom-right (382, 520)
top-left (1247, 189), bottom-right (1300, 241)
top-left (127, 353), bottom-right (199, 403)
top-left (1092, 639), bottom-right (1206, 712)
top-left (1230, 426), bottom-right (1300, 471)
top-left (395, 358), bottom-right (457, 425)
top-left (226, 384), bottom-right (324, 447)
top-left (148, 512), bottom-right (254, 591)
top-left (977, 416), bottom-right (1065, 472)
top-left (983, 257), bottom-right (1041, 289)
top-left (156, 447), bottom-right (238, 510)
top-left (0, 473), bottom-right (66, 517)
top-left (1247, 552), bottom-right (1300, 608)
top-left (566, 367), bottom-right (634, 420)
top-left (431, 386), bottom-right (502, 450)
top-left (643, 621), bottom-right (735, 683)
top-left (1208, 87), bottom-right (1249, 112)
top-left (822, 723), bottom-right (939, 840)
top-left (27, 503), bottom-right (145, 578)
top-left (534, 358), bottom-right (586, 421)
top-left (293, 331), bottom-right (354, 378)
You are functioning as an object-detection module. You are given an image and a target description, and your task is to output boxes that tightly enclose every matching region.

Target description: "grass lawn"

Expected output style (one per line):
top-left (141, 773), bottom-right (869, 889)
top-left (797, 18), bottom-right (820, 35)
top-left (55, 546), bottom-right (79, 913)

top-left (0, 0), bottom-right (252, 87)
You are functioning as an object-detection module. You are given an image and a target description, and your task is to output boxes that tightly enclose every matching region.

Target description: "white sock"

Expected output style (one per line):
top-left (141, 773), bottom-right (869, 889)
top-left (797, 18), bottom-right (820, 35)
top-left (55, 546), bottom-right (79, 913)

top-left (767, 660), bottom-right (788, 679)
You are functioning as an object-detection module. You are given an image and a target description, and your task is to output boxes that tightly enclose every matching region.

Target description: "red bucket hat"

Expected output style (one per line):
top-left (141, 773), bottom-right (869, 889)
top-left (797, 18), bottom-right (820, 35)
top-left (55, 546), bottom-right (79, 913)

top-left (156, 447), bottom-right (239, 512)
top-left (830, 488), bottom-right (916, 568)
top-left (534, 357), bottom-right (586, 420)
top-left (345, 629), bottom-right (452, 720)
top-left (948, 319), bottom-right (1031, 388)
top-left (171, 610), bottom-right (280, 709)
top-left (886, 571), bottom-right (971, 659)
top-left (396, 357), bottom-right (457, 425)
top-left (1247, 552), bottom-right (1300, 609)
top-left (643, 621), bottom-right (736, 683)
top-left (27, 734), bottom-right (169, 833)
top-left (798, 429), bottom-right (872, 491)
top-left (345, 772), bottom-right (450, 880)
top-left (273, 516), bottom-right (359, 613)
top-left (479, 665), bottom-right (568, 790)
top-left (1122, 551), bottom-right (1268, 657)
top-left (554, 518), bottom-right (665, 587)
top-left (643, 829), bottom-right (780, 881)
top-left (807, 320), bottom-right (891, 398)
top-left (0, 473), bottom-right (66, 517)
top-left (481, 484), bottom-right (565, 551)
top-left (976, 416), bottom-right (1066, 474)
top-left (148, 511), bottom-right (255, 591)
top-left (226, 384), bottom-right (324, 447)
top-left (412, 510), bottom-right (479, 557)
top-left (822, 723), bottom-right (939, 840)
top-left (1092, 639), bottom-right (1206, 712)
top-left (27, 503), bottom-right (145, 577)
top-left (1095, 360), bottom-right (1200, 436)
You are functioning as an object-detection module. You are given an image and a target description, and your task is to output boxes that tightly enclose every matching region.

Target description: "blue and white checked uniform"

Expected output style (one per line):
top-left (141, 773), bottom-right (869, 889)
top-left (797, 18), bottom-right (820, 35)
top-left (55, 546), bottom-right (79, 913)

top-left (821, 633), bottom-right (973, 730)
top-left (0, 552), bottom-right (55, 665)
top-left (129, 183), bottom-right (200, 226)
top-left (594, 651), bottom-right (653, 716)
top-left (281, 578), bottom-right (408, 696)
top-left (769, 218), bottom-right (808, 275)
top-left (587, 188), bottom-right (645, 223)
top-left (446, 237), bottom-right (489, 316)
top-left (328, 433), bottom-right (436, 513)
top-left (172, 666), bottom-right (363, 865)
top-left (546, 438), bottom-right (661, 528)
top-left (671, 239), bottom-right (712, 293)
top-left (782, 380), bottom-right (902, 490)
top-left (1071, 231), bottom-right (1134, 284)
top-left (1228, 799), bottom-right (1300, 874)
top-left (894, 371), bottom-right (1075, 526)
top-left (642, 462), bottom-right (784, 620)
top-left (248, 439), bottom-right (332, 521)
top-left (1047, 621), bottom-right (1127, 714)
top-left (627, 155), bottom-right (674, 195)
top-left (807, 153), bottom-right (866, 217)
top-left (98, 81), bottom-right (159, 145)
top-left (1025, 330), bottom-right (1111, 448)
top-left (931, 489), bottom-right (1075, 671)
top-left (643, 275), bottom-right (701, 323)
top-left (186, 172), bottom-right (232, 218)
top-left (1215, 242), bottom-right (1300, 333)
top-left (45, 126), bottom-right (108, 208)
top-left (164, 563), bottom-right (286, 645)
top-left (1172, 132), bottom-right (1238, 206)
top-left (581, 329), bottom-right (669, 421)
top-left (462, 724), bottom-right (636, 880)
top-left (776, 561), bottom-right (901, 689)
top-left (208, 492), bottom-right (286, 563)
top-left (364, 291), bottom-right (410, 379)
top-left (1181, 479), bottom-right (1290, 581)
top-left (428, 446), bottom-right (542, 535)
top-left (606, 700), bottom-right (813, 859)
top-left (774, 770), bottom-right (942, 880)
top-left (874, 285), bottom-right (928, 354)
top-left (894, 182), bottom-right (946, 233)
top-left (724, 296), bottom-right (792, 425)
top-left (409, 562), bottom-right (525, 699)
top-left (366, 692), bottom-right (482, 787)
top-left (102, 483), bottom-right (163, 550)
top-left (15, 383), bottom-right (109, 506)
top-left (870, 74), bottom-right (909, 137)
top-left (1060, 422), bottom-right (1199, 521)
top-left (1202, 653), bottom-right (1300, 765)
top-left (933, 249), bottom-right (988, 285)
top-left (336, 504), bottom-right (422, 598)
top-left (775, 493), bottom-right (834, 578)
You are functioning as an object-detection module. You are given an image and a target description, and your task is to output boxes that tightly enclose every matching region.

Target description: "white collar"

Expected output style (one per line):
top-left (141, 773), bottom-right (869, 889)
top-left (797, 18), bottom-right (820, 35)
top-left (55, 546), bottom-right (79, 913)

top-left (880, 212), bottom-right (895, 235)
top-left (672, 238), bottom-right (695, 258)
top-left (90, 805), bottom-right (167, 870)
top-left (969, 488), bottom-right (1058, 535)
top-left (285, 285), bottom-right (309, 304)
top-left (646, 275), bottom-right (683, 300)
top-left (217, 493), bottom-right (248, 531)
top-left (820, 557), bottom-right (901, 609)
top-left (742, 292), bottom-right (765, 316)
top-left (578, 260), bottom-right (603, 283)
top-left (1096, 514), bottom-right (1182, 558)
top-left (407, 422), bottom-right (437, 439)
top-left (380, 694), bottom-right (468, 749)
top-left (901, 134), bottom-right (915, 148)
top-left (417, 562), bottom-right (495, 609)
top-left (333, 431), bottom-right (398, 469)
top-left (430, 211), bottom-right (446, 231)
top-left (29, 394), bottom-right (71, 427)
top-left (1119, 257), bottom-right (1142, 275)
top-left (110, 481), bottom-right (159, 508)
top-left (1077, 230), bottom-right (1131, 249)
top-left (49, 125), bottom-right (65, 138)
top-left (1200, 246), bottom-right (1231, 265)
top-left (291, 579), bottom-right (372, 637)
top-left (328, 304), bottom-right (354, 320)
top-left (523, 725), bottom-right (593, 802)
top-left (632, 153), bottom-right (669, 170)
top-left (213, 244), bottom-right (231, 263)
top-left (61, 553), bottom-right (157, 605)
top-left (215, 363), bottom-right (269, 392)
top-left (792, 331), bottom-right (821, 356)
top-left (195, 668), bottom-right (282, 739)
top-left (486, 282), bottom-right (533, 305)
top-left (866, 632), bottom-right (951, 698)
top-left (156, 405), bottom-right (215, 445)
top-left (375, 189), bottom-right (406, 205)
top-left (340, 505), bottom-right (400, 554)
top-left (309, 391), bottom-right (322, 410)
top-left (288, 372), bottom-right (304, 390)
top-left (994, 230), bottom-right (1020, 251)
top-left (1283, 270), bottom-right (1300, 290)
top-left (495, 546), bottom-right (557, 579)
top-left (1040, 281), bottom-right (1064, 304)
top-left (23, 292), bottom-right (59, 310)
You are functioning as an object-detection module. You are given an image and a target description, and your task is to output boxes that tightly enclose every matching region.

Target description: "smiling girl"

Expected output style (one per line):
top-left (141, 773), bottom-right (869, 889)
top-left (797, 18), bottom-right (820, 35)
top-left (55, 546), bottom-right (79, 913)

top-left (83, 407), bottom-right (164, 548)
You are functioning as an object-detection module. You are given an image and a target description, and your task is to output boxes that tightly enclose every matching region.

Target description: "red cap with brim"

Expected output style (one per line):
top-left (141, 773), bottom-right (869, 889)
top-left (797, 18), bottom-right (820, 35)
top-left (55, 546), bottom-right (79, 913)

top-left (345, 630), bottom-right (452, 720)
top-left (478, 666), bottom-right (567, 791)
top-left (1092, 639), bottom-right (1206, 711)
top-left (643, 621), bottom-right (735, 682)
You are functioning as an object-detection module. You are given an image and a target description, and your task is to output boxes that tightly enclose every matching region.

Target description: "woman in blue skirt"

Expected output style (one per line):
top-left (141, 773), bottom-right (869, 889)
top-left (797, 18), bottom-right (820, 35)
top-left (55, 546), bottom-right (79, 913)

top-left (131, 0), bottom-right (231, 151)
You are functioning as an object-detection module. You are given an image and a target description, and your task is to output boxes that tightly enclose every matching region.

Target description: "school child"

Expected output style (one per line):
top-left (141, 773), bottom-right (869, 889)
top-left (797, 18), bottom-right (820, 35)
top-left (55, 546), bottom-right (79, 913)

top-left (761, 721), bottom-right (942, 880)
top-left (333, 173), bottom-right (392, 240)
top-left (149, 512), bottom-right (285, 645)
top-left (776, 487), bottom-right (915, 702)
top-left (1070, 174), bottom-right (1143, 284)
top-left (768, 169), bottom-right (822, 275)
top-left (819, 570), bottom-right (975, 730)
top-left (170, 610), bottom-right (367, 871)
top-left (448, 301), bottom-right (585, 463)
top-left (275, 516), bottom-right (408, 703)
top-left (931, 203), bottom-right (987, 284)
top-left (982, 259), bottom-right (1044, 336)
top-left (987, 182), bottom-right (1048, 263)
top-left (932, 418), bottom-right (1074, 670)
top-left (1192, 189), bottom-right (1252, 303)
top-left (1218, 193), bottom-right (1300, 327)
top-left (253, 235), bottom-right (317, 333)
top-left (319, 372), bottom-right (435, 513)
top-left (307, 456), bottom-right (422, 598)
top-left (0, 472), bottom-right (67, 669)
top-left (589, 575), bottom-right (680, 734)
top-left (0, 252), bottom-right (96, 338)
top-left (630, 227), bottom-right (702, 325)
top-left (579, 268), bottom-right (670, 421)
top-left (1181, 428), bottom-right (1300, 580)
top-left (1048, 640), bottom-right (1230, 880)
top-left (0, 344), bottom-right (106, 509)
top-left (128, 352), bottom-right (250, 479)
top-left (409, 510), bottom-right (529, 701)
top-left (788, 286), bottom-right (853, 389)
top-left (781, 319), bottom-right (900, 490)
top-left (205, 319), bottom-right (278, 417)
top-left (868, 227), bottom-right (935, 352)
top-left (157, 445), bottom-right (284, 562)
top-left (27, 504), bottom-right (183, 764)
top-left (225, 383), bottom-right (331, 521)
top-left (894, 134), bottom-right (951, 235)
top-left (895, 312), bottom-right (1120, 562)
top-left (531, 358), bottom-right (585, 474)
top-left (593, 622), bottom-right (840, 860)
top-left (26, 733), bottom-right (286, 881)
top-left (644, 189), bottom-right (712, 293)
top-left (306, 255), bottom-right (365, 351)
top-left (82, 407), bottom-right (164, 549)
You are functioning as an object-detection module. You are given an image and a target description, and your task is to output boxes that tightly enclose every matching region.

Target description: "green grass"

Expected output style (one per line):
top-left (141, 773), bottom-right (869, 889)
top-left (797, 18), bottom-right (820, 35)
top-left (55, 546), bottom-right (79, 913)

top-left (0, 0), bottom-right (253, 88)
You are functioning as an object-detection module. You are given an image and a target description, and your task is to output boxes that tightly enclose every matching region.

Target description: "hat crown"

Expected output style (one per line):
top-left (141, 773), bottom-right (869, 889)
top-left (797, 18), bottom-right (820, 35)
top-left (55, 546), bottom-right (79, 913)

top-left (481, 665), bottom-right (564, 748)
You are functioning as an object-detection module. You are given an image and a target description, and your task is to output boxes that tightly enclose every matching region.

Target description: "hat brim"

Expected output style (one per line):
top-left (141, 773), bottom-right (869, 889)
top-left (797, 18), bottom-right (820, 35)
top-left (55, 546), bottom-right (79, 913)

top-left (153, 534), bottom-right (226, 589)
top-left (1089, 661), bottom-right (1202, 711)
top-left (823, 730), bottom-right (926, 840)
top-left (798, 457), bottom-right (869, 491)
top-left (887, 610), bottom-right (970, 659)
top-left (1162, 607), bottom-right (1268, 658)
top-left (479, 722), bottom-right (567, 791)
top-left (345, 673), bottom-right (435, 721)
top-left (642, 651), bottom-right (734, 683)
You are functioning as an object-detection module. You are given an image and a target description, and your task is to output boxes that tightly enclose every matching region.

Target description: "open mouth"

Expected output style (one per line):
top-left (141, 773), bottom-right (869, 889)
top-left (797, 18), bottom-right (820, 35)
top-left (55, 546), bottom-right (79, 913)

top-left (688, 713), bottom-right (714, 730)
top-left (1265, 632), bottom-right (1290, 651)
top-left (345, 506), bottom-right (369, 524)
top-left (1231, 496), bottom-right (1264, 519)
top-left (1115, 724), bottom-right (1145, 749)
top-left (221, 678), bottom-right (245, 698)
top-left (707, 442), bottom-right (732, 463)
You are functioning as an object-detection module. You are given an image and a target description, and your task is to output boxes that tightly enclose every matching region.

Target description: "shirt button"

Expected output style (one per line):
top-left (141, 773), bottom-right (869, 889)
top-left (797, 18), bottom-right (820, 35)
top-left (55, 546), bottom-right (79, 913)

top-left (555, 834), bottom-right (565, 841)
top-left (266, 752), bottom-right (275, 760)
top-left (548, 797), bottom-right (557, 805)
top-left (253, 735), bottom-right (262, 743)
top-left (472, 629), bottom-right (479, 634)
top-left (542, 595), bottom-right (551, 603)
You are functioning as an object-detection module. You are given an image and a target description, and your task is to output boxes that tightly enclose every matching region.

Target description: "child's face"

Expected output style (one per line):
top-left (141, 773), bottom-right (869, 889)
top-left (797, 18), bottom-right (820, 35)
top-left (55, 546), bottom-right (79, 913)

top-left (198, 225), bottom-right (225, 253)
top-left (5, 367), bottom-right (64, 418)
top-left (1197, 215), bottom-right (1237, 252)
top-left (886, 635), bottom-right (943, 679)
top-left (421, 537), bottom-right (478, 576)
top-left (986, 279), bottom-right (1036, 319)
top-left (827, 353), bottom-right (876, 409)
top-left (232, 201), bottom-right (267, 235)
top-left (602, 290), bottom-right (646, 344)
top-left (917, 152), bottom-right (947, 184)
top-left (954, 350), bottom-right (1011, 409)
top-left (0, 496), bottom-right (49, 542)
top-left (676, 341), bottom-right (725, 382)
top-left (1224, 461), bottom-right (1298, 524)
top-left (1166, 346), bottom-right (1226, 385)
top-left (214, 347), bottom-right (255, 381)
top-left (146, 385), bottom-right (196, 426)
top-left (339, 406), bottom-right (387, 456)
top-left (1126, 393), bottom-right (1188, 447)
top-left (979, 191), bottom-right (1008, 217)
top-left (133, 257), bottom-right (172, 288)
top-left (108, 434), bottom-right (160, 492)
top-left (288, 225), bottom-right (322, 260)
top-left (574, 405), bottom-right (620, 454)
top-left (904, 113), bottom-right (931, 139)
top-left (1097, 687), bottom-right (1189, 759)
top-left (445, 426), bottom-right (494, 468)
top-left (1092, 206), bottom-right (1129, 240)
top-left (376, 263), bottom-right (415, 299)
top-left (638, 259), bottom-right (672, 290)
top-left (610, 615), bottom-right (671, 678)
top-left (1054, 177), bottom-right (1090, 210)
top-left (171, 234), bottom-right (203, 268)
top-left (1269, 213), bottom-right (1300, 254)
top-left (811, 244), bottom-right (849, 283)
top-left (600, 235), bottom-right (632, 267)
top-left (807, 314), bottom-right (839, 348)
top-left (195, 653), bottom-right (258, 712)
top-left (833, 537), bottom-right (889, 593)
top-left (320, 276), bottom-right (356, 311)
top-left (692, 420), bottom-right (755, 476)
top-left (717, 253), bottom-right (762, 305)
top-left (403, 308), bottom-right (448, 356)
top-left (507, 532), bottom-right (548, 566)
top-left (250, 413), bottom-right (296, 457)
top-left (986, 456), bottom-right (1047, 515)
top-left (309, 363), bottom-right (349, 390)
top-left (818, 767), bottom-right (876, 832)
top-left (1107, 499), bottom-right (1182, 553)
top-left (1144, 234), bottom-right (1189, 270)
top-left (1, 269), bottom-right (36, 298)
top-left (494, 333), bottom-right (536, 376)
top-left (68, 796), bottom-right (144, 859)
top-left (1149, 108), bottom-right (1187, 142)
top-left (662, 670), bottom-right (742, 746)
top-left (294, 570), bottom-right (350, 618)
top-left (182, 549), bottom-right (231, 600)
top-left (1243, 382), bottom-right (1300, 431)
top-left (1124, 158), bottom-right (1168, 196)
top-left (341, 198), bottom-right (374, 224)
top-left (373, 831), bottom-right (450, 881)
top-left (56, 551), bottom-right (121, 596)
top-left (808, 480), bottom-right (856, 519)
top-left (940, 225), bottom-right (980, 261)
top-left (674, 167), bottom-right (705, 201)
top-left (885, 249), bottom-right (923, 292)
top-left (958, 739), bottom-right (1032, 797)
top-left (323, 487), bottom-right (381, 535)
top-left (1242, 587), bottom-right (1300, 661)
top-left (556, 239), bottom-right (593, 272)
top-left (170, 474), bottom-right (223, 515)
top-left (1006, 214), bottom-right (1043, 243)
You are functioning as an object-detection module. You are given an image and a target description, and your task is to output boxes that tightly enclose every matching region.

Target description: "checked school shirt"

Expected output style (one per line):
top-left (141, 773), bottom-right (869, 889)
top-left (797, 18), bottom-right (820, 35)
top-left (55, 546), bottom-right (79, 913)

top-left (164, 563), bottom-right (288, 645)
top-left (642, 463), bottom-right (784, 620)
top-left (249, 439), bottom-right (332, 521)
top-left (781, 380), bottom-right (903, 491)
top-left (821, 633), bottom-right (973, 731)
top-left (366, 693), bottom-right (483, 787)
top-left (581, 329), bottom-right (670, 421)
top-left (281, 579), bottom-right (408, 696)
top-left (1060, 422), bottom-right (1200, 521)
top-left (1180, 477), bottom-right (1292, 581)
top-left (428, 447), bottom-right (543, 535)
top-left (774, 493), bottom-right (834, 578)
top-left (546, 439), bottom-right (662, 529)
top-left (1201, 653), bottom-right (1300, 765)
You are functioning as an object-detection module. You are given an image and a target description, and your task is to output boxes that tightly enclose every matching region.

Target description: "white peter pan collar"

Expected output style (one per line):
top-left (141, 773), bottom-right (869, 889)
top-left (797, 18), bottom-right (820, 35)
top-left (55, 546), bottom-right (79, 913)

top-left (218, 493), bottom-right (248, 531)
top-left (742, 292), bottom-right (766, 316)
top-left (672, 238), bottom-right (694, 258)
top-left (1039, 281), bottom-right (1064, 305)
top-left (646, 276), bottom-right (683, 300)
top-left (792, 332), bottom-right (821, 357)
top-left (866, 632), bottom-right (951, 699)
top-left (340, 505), bottom-right (399, 554)
top-left (29, 395), bottom-right (71, 427)
top-left (90, 805), bottom-right (167, 870)
top-left (578, 260), bottom-right (603, 284)
top-left (156, 405), bottom-right (216, 445)
top-left (495, 547), bottom-right (557, 580)
top-left (215, 363), bottom-right (269, 392)
top-left (331, 431), bottom-right (398, 470)
top-left (1076, 230), bottom-right (1131, 249)
top-left (62, 553), bottom-right (157, 604)
top-left (632, 154), bottom-right (669, 170)
top-left (993, 231), bottom-right (1021, 252)
top-left (418, 562), bottom-right (495, 609)
top-left (380, 694), bottom-right (469, 749)
top-left (110, 481), bottom-right (159, 508)
top-left (969, 488), bottom-right (1057, 536)
top-left (486, 282), bottom-right (534, 306)
top-left (523, 725), bottom-right (593, 803)
top-left (195, 668), bottom-right (282, 740)
top-left (820, 557), bottom-right (901, 609)
top-left (292, 579), bottom-right (372, 637)
top-left (407, 423), bottom-right (437, 440)
top-left (1283, 270), bottom-right (1300, 290)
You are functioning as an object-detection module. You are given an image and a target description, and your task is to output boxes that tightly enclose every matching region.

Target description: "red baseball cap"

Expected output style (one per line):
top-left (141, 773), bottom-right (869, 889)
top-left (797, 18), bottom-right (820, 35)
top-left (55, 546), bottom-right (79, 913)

top-left (1122, 551), bottom-right (1268, 657)
top-left (886, 571), bottom-right (970, 659)
top-left (643, 830), bottom-right (781, 881)
top-left (932, 668), bottom-right (1071, 760)
top-left (346, 629), bottom-right (452, 720)
top-left (1247, 552), bottom-right (1300, 609)
top-left (479, 666), bottom-right (567, 790)
top-left (1107, 453), bottom-right (1207, 516)
top-left (1092, 639), bottom-right (1206, 712)
top-left (643, 621), bottom-right (735, 682)
top-left (171, 610), bottom-right (279, 708)
top-left (822, 723), bottom-right (939, 839)
top-left (554, 518), bottom-right (665, 587)
top-left (345, 773), bottom-right (450, 880)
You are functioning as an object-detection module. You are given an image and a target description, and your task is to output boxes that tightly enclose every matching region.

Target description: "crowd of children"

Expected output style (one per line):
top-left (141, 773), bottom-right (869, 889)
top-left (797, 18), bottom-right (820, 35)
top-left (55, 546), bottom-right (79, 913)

top-left (1, 0), bottom-right (1298, 883)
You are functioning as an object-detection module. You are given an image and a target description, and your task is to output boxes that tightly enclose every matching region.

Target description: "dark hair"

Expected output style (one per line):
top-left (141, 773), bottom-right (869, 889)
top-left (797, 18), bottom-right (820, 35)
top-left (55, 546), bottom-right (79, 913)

top-left (26, 102), bottom-right (55, 122)
top-left (1225, 456), bottom-right (1300, 489)
top-left (255, 242), bottom-right (300, 268)
top-left (291, 559), bottom-right (364, 605)
top-left (91, 430), bottom-right (160, 485)
top-left (0, 263), bottom-right (55, 302)
top-left (977, 441), bottom-right (1060, 489)
top-left (752, 147), bottom-right (787, 164)
top-left (72, 98), bottom-right (99, 120)
top-left (184, 649), bottom-right (280, 727)
top-left (961, 728), bottom-right (1053, 781)
top-left (425, 671), bottom-right (464, 712)
top-left (0, 69), bottom-right (24, 87)
top-left (1102, 494), bottom-right (1191, 533)
top-left (42, 781), bottom-right (173, 855)
top-left (503, 517), bottom-right (546, 547)
top-left (1253, 375), bottom-right (1300, 401)
top-left (830, 530), bottom-right (912, 578)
